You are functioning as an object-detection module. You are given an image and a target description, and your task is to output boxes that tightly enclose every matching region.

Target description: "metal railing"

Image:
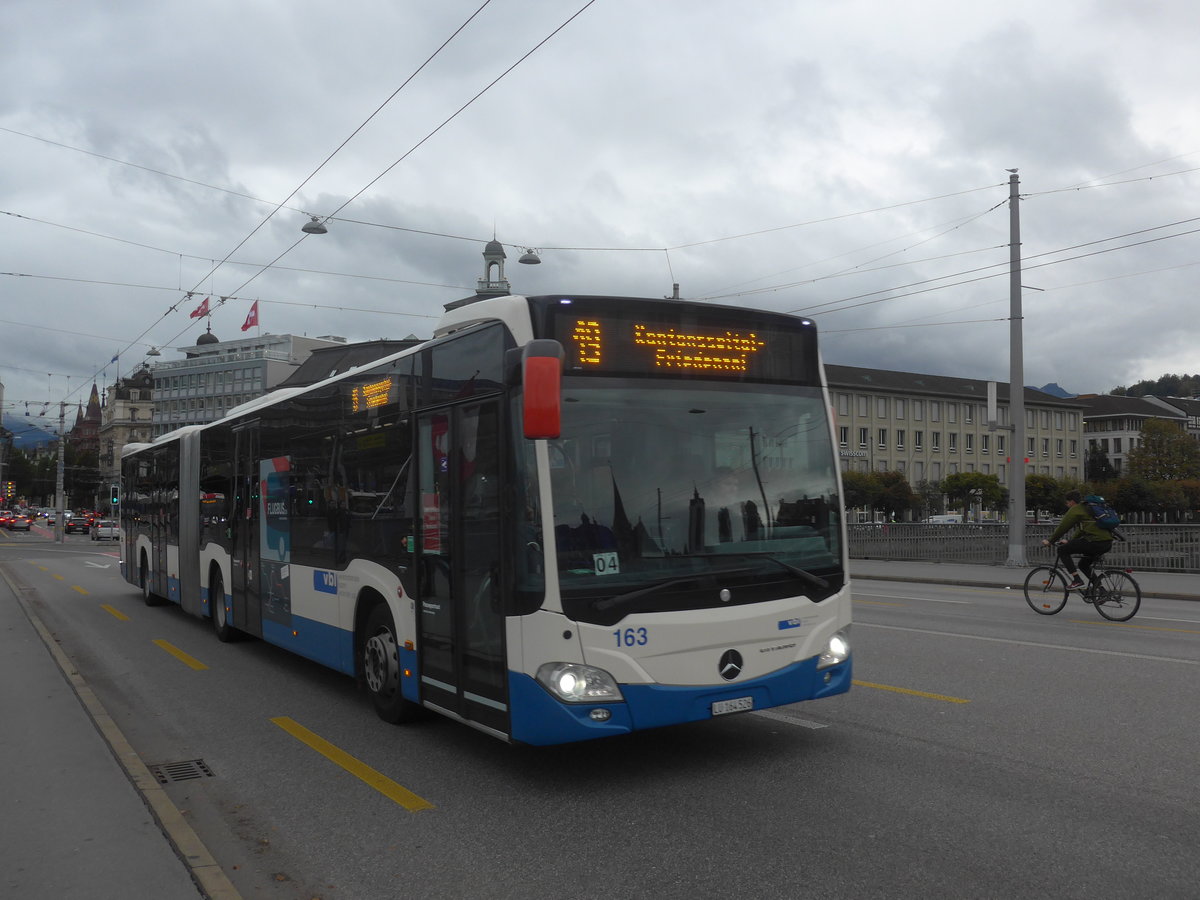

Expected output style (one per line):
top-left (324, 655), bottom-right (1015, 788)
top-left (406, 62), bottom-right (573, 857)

top-left (847, 523), bottom-right (1200, 573)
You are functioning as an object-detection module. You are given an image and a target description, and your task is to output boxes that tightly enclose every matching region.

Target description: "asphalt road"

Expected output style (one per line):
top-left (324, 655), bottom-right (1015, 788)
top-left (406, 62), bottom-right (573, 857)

top-left (5, 535), bottom-right (1199, 899)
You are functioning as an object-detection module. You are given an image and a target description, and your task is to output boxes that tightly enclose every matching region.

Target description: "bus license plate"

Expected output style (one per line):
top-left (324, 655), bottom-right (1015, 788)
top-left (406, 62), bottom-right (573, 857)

top-left (712, 696), bottom-right (753, 716)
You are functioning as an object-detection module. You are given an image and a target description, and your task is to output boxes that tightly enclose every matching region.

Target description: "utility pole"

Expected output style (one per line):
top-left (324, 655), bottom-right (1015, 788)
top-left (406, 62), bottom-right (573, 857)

top-left (1006, 170), bottom-right (1027, 567)
top-left (55, 402), bottom-right (66, 544)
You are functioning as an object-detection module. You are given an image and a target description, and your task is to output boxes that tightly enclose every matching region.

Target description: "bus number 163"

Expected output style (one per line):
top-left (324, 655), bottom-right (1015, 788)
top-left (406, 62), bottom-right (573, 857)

top-left (614, 627), bottom-right (648, 648)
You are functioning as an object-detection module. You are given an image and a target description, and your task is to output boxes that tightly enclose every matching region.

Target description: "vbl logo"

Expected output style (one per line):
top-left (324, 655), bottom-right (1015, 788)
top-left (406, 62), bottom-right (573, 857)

top-left (314, 571), bottom-right (338, 594)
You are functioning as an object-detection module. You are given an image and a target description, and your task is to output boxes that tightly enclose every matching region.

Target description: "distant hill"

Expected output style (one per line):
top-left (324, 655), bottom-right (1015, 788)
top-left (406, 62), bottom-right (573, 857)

top-left (2, 413), bottom-right (59, 448)
top-left (1034, 382), bottom-right (1075, 398)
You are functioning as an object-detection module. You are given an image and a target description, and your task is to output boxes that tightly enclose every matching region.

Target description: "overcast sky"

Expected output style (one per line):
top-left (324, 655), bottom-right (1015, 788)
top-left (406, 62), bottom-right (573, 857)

top-left (3, 0), bottom-right (1198, 438)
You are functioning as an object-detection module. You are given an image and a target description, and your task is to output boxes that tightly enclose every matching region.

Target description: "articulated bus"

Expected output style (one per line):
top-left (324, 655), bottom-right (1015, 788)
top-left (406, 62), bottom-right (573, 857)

top-left (120, 293), bottom-right (851, 745)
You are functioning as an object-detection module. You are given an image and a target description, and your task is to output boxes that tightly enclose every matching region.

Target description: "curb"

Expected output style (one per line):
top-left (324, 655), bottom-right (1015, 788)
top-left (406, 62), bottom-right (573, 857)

top-left (3, 566), bottom-right (243, 900)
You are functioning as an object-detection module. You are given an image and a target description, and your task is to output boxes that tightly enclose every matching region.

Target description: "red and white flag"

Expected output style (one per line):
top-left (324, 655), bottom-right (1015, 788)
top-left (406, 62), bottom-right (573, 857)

top-left (189, 295), bottom-right (210, 318)
top-left (241, 300), bottom-right (259, 332)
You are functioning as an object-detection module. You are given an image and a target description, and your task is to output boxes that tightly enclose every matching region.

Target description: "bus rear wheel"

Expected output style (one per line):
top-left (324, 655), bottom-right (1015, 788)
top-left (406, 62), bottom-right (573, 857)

top-left (362, 604), bottom-right (421, 724)
top-left (140, 556), bottom-right (163, 607)
top-left (210, 569), bottom-right (238, 642)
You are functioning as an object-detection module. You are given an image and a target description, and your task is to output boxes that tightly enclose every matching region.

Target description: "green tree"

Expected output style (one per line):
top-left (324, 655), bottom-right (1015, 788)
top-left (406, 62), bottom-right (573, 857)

top-left (1111, 477), bottom-right (1156, 516)
top-left (1126, 419), bottom-right (1200, 481)
top-left (874, 471), bottom-right (917, 520)
top-left (941, 472), bottom-right (1004, 520)
top-left (1085, 444), bottom-right (1118, 482)
top-left (841, 471), bottom-right (878, 513)
top-left (1024, 474), bottom-right (1061, 520)
top-left (914, 479), bottom-right (944, 519)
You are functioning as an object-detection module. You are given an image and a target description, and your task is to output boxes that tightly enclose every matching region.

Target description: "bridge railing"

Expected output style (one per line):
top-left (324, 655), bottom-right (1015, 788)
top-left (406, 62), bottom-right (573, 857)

top-left (847, 523), bottom-right (1200, 573)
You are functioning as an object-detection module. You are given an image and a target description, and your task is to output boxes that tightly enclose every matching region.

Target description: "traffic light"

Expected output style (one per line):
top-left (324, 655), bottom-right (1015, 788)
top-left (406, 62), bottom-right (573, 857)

top-left (110, 484), bottom-right (120, 505)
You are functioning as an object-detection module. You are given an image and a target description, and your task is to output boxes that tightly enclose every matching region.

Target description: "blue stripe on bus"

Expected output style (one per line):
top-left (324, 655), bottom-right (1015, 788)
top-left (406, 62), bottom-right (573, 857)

top-left (508, 655), bottom-right (852, 746)
top-left (262, 616), bottom-right (355, 676)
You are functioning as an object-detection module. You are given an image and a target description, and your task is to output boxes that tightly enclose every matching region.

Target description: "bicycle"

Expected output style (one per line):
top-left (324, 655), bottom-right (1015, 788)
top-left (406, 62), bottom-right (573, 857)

top-left (1023, 552), bottom-right (1141, 622)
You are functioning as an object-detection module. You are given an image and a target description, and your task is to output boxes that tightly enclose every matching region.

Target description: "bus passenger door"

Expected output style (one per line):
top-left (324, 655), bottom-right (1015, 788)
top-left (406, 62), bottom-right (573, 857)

top-left (230, 425), bottom-right (264, 637)
top-left (416, 401), bottom-right (508, 735)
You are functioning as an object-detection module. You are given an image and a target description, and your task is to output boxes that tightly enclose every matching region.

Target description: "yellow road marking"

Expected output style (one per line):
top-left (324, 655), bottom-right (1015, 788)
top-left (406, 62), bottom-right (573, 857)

top-left (152, 639), bottom-right (209, 671)
top-left (271, 716), bottom-right (434, 812)
top-left (53, 574), bottom-right (64, 581)
top-left (101, 604), bottom-right (130, 621)
top-left (853, 679), bottom-right (970, 704)
top-left (72, 585), bottom-right (88, 595)
top-left (1071, 619), bottom-right (1200, 634)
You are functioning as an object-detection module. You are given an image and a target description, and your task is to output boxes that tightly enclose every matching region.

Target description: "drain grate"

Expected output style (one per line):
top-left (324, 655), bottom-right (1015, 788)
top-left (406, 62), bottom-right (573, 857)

top-left (148, 759), bottom-right (215, 785)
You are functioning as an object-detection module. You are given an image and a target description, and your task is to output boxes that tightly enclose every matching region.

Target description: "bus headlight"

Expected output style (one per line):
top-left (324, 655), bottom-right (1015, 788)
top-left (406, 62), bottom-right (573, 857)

top-left (816, 629), bottom-right (850, 670)
top-left (536, 662), bottom-right (624, 703)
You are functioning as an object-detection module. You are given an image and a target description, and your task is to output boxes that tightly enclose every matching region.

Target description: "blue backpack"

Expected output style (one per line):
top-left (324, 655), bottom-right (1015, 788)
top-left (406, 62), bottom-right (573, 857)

top-left (1083, 494), bottom-right (1120, 531)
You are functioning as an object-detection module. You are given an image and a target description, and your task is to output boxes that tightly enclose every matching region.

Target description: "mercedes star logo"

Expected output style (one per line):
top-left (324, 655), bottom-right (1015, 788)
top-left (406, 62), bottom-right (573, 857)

top-left (718, 649), bottom-right (743, 681)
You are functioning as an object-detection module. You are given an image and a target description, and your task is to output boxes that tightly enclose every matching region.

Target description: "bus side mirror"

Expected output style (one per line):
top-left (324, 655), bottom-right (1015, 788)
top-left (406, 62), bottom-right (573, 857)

top-left (522, 339), bottom-right (564, 440)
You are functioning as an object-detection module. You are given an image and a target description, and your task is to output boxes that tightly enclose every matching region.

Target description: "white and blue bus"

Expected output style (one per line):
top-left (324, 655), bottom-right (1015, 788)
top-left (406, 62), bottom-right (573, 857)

top-left (121, 293), bottom-right (851, 745)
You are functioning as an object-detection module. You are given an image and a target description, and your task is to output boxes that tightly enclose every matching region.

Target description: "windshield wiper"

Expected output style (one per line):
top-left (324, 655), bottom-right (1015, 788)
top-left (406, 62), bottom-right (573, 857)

top-left (686, 552), bottom-right (830, 591)
top-left (746, 553), bottom-right (830, 590)
top-left (591, 567), bottom-right (755, 615)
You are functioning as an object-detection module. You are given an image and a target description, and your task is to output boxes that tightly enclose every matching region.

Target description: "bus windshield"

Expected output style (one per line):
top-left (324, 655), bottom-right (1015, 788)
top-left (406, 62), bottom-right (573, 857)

top-left (548, 377), bottom-right (843, 624)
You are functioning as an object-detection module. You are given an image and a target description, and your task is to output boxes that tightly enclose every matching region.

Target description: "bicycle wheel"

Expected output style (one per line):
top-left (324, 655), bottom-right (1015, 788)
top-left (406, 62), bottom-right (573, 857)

top-left (1092, 570), bottom-right (1141, 622)
top-left (1023, 566), bottom-right (1070, 615)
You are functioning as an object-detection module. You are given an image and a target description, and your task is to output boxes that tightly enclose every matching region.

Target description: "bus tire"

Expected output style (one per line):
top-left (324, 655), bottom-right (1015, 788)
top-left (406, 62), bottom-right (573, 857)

top-left (210, 568), bottom-right (238, 642)
top-left (140, 555), bottom-right (163, 607)
top-left (362, 603), bottom-right (421, 724)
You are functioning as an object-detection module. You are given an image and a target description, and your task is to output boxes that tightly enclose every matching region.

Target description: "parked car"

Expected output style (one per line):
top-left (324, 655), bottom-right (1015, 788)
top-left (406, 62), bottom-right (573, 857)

top-left (64, 513), bottom-right (91, 534)
top-left (90, 519), bottom-right (119, 541)
top-left (7, 513), bottom-right (33, 531)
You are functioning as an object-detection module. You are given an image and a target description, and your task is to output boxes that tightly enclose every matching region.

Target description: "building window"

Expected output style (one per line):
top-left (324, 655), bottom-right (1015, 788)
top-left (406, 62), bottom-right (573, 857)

top-left (839, 426), bottom-right (849, 447)
top-left (949, 433), bottom-right (958, 452)
top-left (981, 434), bottom-right (990, 453)
top-left (1055, 411), bottom-right (1064, 430)
top-left (931, 401), bottom-right (940, 422)
top-left (965, 433), bottom-right (973, 452)
top-left (1070, 439), bottom-right (1078, 457)
top-left (1028, 437), bottom-right (1036, 455)
top-left (878, 428), bottom-right (888, 449)
top-left (1114, 437), bottom-right (1123, 453)
top-left (837, 393), bottom-right (850, 416)
top-left (999, 463), bottom-right (1006, 484)
top-left (914, 430), bottom-right (924, 451)
top-left (876, 397), bottom-right (888, 418)
top-left (947, 403), bottom-right (957, 424)
top-left (857, 395), bottom-right (868, 416)
top-left (858, 427), bottom-right (869, 449)
top-left (895, 399), bottom-right (906, 420)
top-left (896, 429), bottom-right (905, 450)
top-left (1056, 439), bottom-right (1064, 457)
top-left (932, 431), bottom-right (941, 452)
top-left (964, 404), bottom-right (973, 424)
top-left (997, 435), bottom-right (1006, 455)
top-left (913, 400), bottom-right (924, 421)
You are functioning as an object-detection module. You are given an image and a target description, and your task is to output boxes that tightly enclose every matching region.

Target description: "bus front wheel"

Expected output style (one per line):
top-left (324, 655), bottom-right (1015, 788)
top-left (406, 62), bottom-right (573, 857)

top-left (362, 604), bottom-right (421, 724)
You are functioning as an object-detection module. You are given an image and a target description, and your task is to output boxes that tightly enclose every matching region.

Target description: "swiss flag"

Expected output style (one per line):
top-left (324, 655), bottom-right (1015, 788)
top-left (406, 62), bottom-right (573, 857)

top-left (189, 296), bottom-right (210, 318)
top-left (241, 300), bottom-right (259, 332)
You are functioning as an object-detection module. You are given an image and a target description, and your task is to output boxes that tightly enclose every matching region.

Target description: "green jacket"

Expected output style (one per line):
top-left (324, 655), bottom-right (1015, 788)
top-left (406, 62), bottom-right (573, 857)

top-left (1048, 502), bottom-right (1113, 544)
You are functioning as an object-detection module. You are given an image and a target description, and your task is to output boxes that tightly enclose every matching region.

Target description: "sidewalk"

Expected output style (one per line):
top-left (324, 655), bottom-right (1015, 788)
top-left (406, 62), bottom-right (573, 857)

top-left (850, 558), bottom-right (1200, 601)
top-left (0, 565), bottom-right (239, 899)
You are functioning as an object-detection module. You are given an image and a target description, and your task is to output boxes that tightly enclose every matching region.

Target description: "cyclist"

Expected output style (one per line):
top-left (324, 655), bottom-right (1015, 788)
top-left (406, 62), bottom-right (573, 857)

top-left (1041, 490), bottom-right (1113, 590)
